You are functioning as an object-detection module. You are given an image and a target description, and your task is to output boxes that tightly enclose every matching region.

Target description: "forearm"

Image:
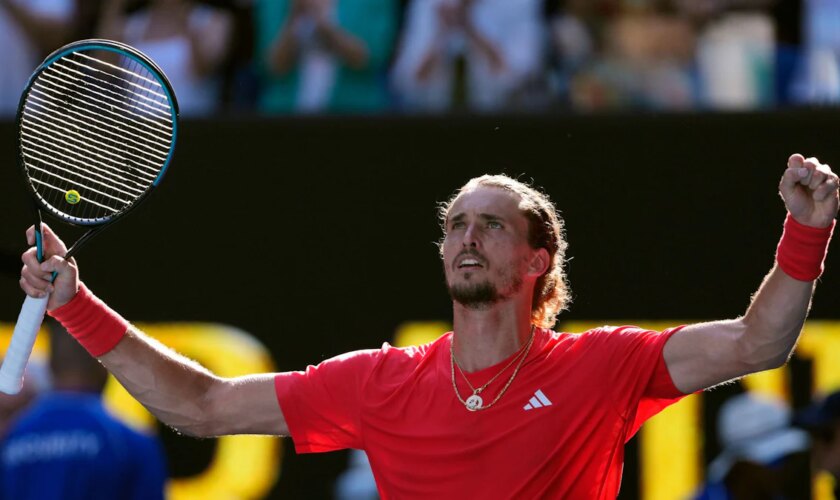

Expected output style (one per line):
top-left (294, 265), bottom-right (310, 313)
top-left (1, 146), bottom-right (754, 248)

top-left (739, 210), bottom-right (838, 367)
top-left (664, 267), bottom-right (815, 394)
top-left (48, 284), bottom-right (230, 437)
top-left (465, 25), bottom-right (504, 72)
top-left (317, 22), bottom-right (369, 69)
top-left (666, 197), bottom-right (835, 393)
top-left (99, 328), bottom-right (222, 437)
top-left (416, 40), bottom-right (447, 82)
top-left (739, 265), bottom-right (815, 369)
top-left (268, 22), bottom-right (301, 74)
top-left (21, 228), bottom-right (286, 437)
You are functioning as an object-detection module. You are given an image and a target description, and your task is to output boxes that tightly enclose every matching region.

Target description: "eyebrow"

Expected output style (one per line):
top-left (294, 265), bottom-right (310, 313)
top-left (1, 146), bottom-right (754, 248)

top-left (447, 213), bottom-right (506, 225)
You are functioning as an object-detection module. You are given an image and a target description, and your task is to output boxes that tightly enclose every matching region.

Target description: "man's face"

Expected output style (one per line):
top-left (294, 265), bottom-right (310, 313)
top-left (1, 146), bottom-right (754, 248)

top-left (441, 186), bottom-right (536, 309)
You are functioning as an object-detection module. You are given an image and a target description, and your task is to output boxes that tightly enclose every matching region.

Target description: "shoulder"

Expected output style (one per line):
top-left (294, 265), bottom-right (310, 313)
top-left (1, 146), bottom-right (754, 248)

top-left (369, 333), bottom-right (447, 373)
top-left (293, 333), bottom-right (446, 379)
top-left (577, 325), bottom-right (684, 342)
top-left (552, 325), bottom-right (685, 356)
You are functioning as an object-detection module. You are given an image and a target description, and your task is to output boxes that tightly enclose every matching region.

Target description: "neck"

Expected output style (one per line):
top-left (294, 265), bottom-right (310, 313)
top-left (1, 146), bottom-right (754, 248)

top-left (451, 300), bottom-right (534, 371)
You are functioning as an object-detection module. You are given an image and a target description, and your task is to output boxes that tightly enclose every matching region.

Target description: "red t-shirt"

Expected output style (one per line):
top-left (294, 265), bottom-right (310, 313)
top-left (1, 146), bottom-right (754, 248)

top-left (275, 326), bottom-right (687, 499)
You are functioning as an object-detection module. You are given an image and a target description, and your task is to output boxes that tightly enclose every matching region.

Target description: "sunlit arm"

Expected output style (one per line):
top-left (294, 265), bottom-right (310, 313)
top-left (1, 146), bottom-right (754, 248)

top-left (100, 328), bottom-right (287, 438)
top-left (664, 266), bottom-right (814, 394)
top-left (665, 154), bottom-right (838, 394)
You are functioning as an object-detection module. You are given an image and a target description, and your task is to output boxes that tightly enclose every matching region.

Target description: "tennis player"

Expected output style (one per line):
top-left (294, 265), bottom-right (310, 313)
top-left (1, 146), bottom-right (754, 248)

top-left (18, 153), bottom-right (838, 498)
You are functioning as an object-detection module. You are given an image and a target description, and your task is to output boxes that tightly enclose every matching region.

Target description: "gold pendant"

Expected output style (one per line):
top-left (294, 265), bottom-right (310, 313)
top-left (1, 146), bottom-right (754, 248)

top-left (465, 394), bottom-right (483, 411)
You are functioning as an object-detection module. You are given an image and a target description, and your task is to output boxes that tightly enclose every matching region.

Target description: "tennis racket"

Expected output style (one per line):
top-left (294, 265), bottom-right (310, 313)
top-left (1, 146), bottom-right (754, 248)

top-left (0, 39), bottom-right (178, 394)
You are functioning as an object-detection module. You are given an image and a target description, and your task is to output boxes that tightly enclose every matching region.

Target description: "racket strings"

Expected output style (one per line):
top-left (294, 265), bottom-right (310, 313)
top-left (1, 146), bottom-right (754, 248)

top-left (20, 122), bottom-right (156, 189)
top-left (19, 49), bottom-right (175, 223)
top-left (24, 91), bottom-right (169, 168)
top-left (31, 75), bottom-right (172, 151)
top-left (43, 62), bottom-right (172, 126)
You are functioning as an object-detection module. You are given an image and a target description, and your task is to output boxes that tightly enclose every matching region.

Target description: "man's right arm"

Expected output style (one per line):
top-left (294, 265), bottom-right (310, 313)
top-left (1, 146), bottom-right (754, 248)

top-left (19, 225), bottom-right (289, 438)
top-left (100, 330), bottom-right (287, 437)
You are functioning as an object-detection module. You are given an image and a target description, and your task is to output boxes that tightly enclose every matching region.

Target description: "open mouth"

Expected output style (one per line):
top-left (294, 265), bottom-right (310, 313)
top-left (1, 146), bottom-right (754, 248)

top-left (456, 257), bottom-right (484, 270)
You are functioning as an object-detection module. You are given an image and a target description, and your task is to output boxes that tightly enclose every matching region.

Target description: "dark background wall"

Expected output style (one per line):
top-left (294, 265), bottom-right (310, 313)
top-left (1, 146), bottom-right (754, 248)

top-left (1, 111), bottom-right (839, 498)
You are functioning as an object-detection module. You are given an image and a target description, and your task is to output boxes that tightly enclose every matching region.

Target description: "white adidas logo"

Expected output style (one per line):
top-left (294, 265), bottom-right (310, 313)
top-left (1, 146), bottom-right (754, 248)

top-left (523, 389), bottom-right (552, 410)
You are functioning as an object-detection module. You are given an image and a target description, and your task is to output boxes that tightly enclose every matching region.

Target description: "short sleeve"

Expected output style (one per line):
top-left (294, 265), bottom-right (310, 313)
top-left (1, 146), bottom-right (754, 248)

top-left (275, 349), bottom-right (382, 453)
top-left (590, 326), bottom-right (688, 437)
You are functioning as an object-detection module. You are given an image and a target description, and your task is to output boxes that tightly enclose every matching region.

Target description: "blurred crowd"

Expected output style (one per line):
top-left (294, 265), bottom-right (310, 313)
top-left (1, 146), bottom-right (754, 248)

top-left (1, 0), bottom-right (839, 116)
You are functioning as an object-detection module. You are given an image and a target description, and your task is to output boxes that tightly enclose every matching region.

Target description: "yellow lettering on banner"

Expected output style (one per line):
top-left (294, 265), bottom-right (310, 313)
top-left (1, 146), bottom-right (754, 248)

top-left (0, 323), bottom-right (280, 500)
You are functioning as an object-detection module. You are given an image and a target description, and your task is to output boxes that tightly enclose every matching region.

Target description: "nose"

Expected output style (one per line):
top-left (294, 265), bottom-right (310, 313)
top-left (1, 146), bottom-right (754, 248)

top-left (462, 224), bottom-right (479, 248)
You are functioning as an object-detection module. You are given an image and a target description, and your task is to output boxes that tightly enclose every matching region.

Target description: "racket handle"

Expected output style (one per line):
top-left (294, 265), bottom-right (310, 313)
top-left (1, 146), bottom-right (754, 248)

top-left (0, 294), bottom-right (49, 394)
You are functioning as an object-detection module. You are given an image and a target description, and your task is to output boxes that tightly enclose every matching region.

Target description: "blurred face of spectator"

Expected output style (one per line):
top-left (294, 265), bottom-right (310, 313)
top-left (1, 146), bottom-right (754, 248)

top-left (813, 420), bottom-right (840, 477)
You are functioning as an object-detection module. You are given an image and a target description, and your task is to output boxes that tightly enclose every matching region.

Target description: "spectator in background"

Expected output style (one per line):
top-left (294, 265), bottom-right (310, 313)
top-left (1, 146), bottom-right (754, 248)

top-left (335, 449), bottom-right (378, 500)
top-left (0, 362), bottom-right (48, 438)
top-left (254, 0), bottom-right (397, 114)
top-left (568, 1), bottom-right (697, 110)
top-left (789, 0), bottom-right (840, 105)
top-left (794, 390), bottom-right (840, 499)
top-left (391, 0), bottom-right (548, 113)
top-left (678, 0), bottom-right (777, 109)
top-left (545, 0), bottom-right (599, 108)
top-left (0, 319), bottom-right (167, 500)
top-left (0, 0), bottom-right (74, 116)
top-left (99, 0), bottom-right (234, 117)
top-left (694, 392), bottom-right (811, 500)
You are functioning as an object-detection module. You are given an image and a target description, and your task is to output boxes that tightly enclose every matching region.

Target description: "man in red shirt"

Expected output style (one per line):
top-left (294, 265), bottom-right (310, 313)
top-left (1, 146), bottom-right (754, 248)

top-left (19, 153), bottom-right (839, 498)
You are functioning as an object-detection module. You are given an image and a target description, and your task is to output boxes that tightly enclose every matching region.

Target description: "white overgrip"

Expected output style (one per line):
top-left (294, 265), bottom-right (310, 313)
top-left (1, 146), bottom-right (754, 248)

top-left (0, 294), bottom-right (49, 394)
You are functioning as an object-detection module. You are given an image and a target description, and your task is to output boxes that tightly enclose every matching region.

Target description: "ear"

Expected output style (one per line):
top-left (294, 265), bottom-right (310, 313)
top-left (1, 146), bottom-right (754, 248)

top-left (526, 248), bottom-right (550, 277)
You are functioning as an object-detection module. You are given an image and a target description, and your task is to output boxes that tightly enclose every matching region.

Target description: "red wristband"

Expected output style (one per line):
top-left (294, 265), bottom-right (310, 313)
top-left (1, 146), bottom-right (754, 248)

top-left (776, 214), bottom-right (835, 281)
top-left (48, 283), bottom-right (130, 357)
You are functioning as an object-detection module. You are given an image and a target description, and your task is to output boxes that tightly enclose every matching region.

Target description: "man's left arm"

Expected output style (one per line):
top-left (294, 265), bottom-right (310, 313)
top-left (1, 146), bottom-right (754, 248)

top-left (664, 153), bottom-right (839, 394)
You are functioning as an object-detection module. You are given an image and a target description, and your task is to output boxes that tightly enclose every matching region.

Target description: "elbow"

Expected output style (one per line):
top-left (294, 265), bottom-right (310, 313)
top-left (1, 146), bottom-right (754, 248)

top-left (740, 349), bottom-right (790, 373)
top-left (759, 351), bottom-right (793, 371)
top-left (734, 318), bottom-right (797, 374)
top-left (159, 380), bottom-right (229, 439)
top-left (162, 413), bottom-right (217, 441)
top-left (171, 406), bottom-right (219, 438)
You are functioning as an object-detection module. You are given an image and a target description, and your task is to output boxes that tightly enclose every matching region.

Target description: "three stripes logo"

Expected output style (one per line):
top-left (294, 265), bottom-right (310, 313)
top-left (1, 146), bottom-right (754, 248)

top-left (523, 389), bottom-right (552, 411)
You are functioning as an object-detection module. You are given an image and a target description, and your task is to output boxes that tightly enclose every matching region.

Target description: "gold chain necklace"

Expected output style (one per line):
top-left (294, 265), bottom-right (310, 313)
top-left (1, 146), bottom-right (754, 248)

top-left (450, 326), bottom-right (535, 411)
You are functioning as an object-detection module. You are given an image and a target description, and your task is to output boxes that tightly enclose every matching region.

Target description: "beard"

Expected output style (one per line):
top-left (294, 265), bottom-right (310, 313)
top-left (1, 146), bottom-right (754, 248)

top-left (448, 274), bottom-right (523, 309)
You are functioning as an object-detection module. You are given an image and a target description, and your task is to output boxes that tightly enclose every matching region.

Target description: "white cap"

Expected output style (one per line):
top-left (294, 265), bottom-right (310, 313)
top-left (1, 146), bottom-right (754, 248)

top-left (707, 393), bottom-right (810, 482)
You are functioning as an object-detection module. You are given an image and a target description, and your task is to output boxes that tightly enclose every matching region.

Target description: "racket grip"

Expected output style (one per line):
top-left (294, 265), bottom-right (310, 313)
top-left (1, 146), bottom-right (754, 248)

top-left (0, 294), bottom-right (49, 394)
